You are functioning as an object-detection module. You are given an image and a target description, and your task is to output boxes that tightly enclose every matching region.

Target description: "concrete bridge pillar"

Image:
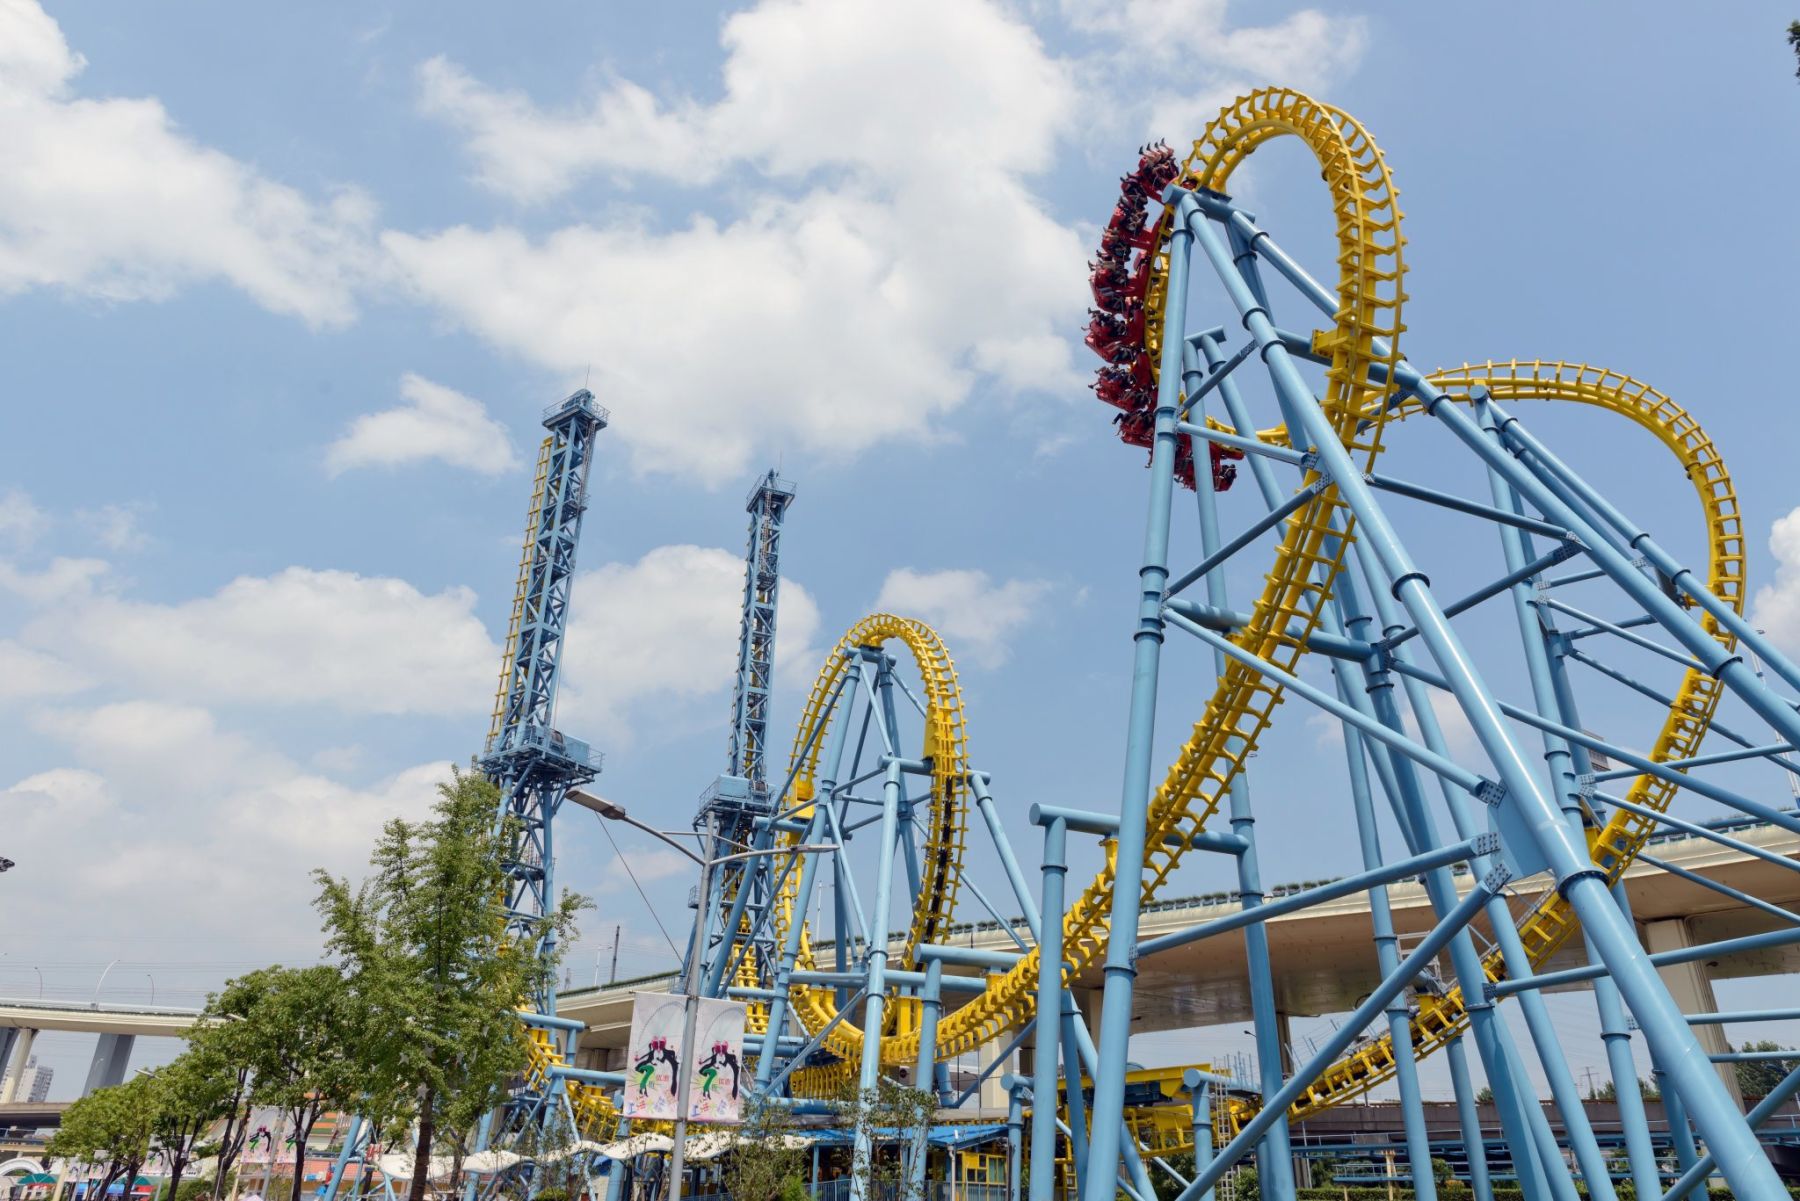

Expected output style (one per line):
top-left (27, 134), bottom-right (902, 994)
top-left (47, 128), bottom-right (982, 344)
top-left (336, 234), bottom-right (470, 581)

top-left (83, 1033), bottom-right (135, 1096)
top-left (979, 1031), bottom-right (1018, 1113)
top-left (1642, 917), bottom-right (1744, 1109)
top-left (1, 1028), bottom-right (37, 1102)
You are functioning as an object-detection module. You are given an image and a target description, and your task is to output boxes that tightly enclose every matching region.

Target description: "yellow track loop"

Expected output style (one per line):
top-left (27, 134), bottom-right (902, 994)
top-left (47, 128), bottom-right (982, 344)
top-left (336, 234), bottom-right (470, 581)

top-left (769, 615), bottom-right (970, 1079)
top-left (1212, 364), bottom-right (1743, 1126)
top-left (858, 87), bottom-right (1406, 1073)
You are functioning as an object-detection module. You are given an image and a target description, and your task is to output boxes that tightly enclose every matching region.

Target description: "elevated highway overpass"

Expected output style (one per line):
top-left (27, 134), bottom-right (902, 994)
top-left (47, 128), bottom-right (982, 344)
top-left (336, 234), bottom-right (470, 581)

top-left (0, 1000), bottom-right (203, 1102)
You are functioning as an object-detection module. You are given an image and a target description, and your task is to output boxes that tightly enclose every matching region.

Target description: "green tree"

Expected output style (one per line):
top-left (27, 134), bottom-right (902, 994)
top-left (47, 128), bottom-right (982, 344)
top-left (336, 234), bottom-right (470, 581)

top-left (722, 1098), bottom-right (809, 1201)
top-left (222, 965), bottom-right (361, 1201)
top-left (1583, 1075), bottom-right (1660, 1103)
top-left (48, 1075), bottom-right (158, 1201)
top-left (1734, 1040), bottom-right (1798, 1100)
top-left (1788, 20), bottom-right (1800, 80)
top-left (313, 771), bottom-right (588, 1201)
top-left (150, 1049), bottom-right (247, 1201)
top-left (178, 1011), bottom-right (257, 1201)
top-left (838, 1079), bottom-right (937, 1201)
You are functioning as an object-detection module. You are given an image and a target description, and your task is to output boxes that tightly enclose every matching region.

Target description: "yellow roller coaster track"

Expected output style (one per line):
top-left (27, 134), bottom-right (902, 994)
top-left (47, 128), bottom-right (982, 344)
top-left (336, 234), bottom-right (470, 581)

top-left (755, 88), bottom-right (1744, 1148)
top-left (766, 615), bottom-right (971, 1095)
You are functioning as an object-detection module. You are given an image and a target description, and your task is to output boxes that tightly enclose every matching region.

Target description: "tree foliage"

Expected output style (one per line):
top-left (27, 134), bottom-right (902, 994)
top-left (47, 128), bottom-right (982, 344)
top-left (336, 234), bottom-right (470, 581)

top-left (1583, 1075), bottom-right (1660, 1103)
top-left (176, 1015), bottom-right (257, 1201)
top-left (216, 965), bottom-right (361, 1201)
top-left (1734, 1040), bottom-right (1798, 1099)
top-left (722, 1098), bottom-right (809, 1201)
top-left (836, 1079), bottom-right (937, 1201)
top-left (313, 770), bottom-right (588, 1201)
top-left (49, 1074), bottom-right (158, 1201)
top-left (1788, 20), bottom-right (1800, 80)
top-left (150, 1047), bottom-right (250, 1201)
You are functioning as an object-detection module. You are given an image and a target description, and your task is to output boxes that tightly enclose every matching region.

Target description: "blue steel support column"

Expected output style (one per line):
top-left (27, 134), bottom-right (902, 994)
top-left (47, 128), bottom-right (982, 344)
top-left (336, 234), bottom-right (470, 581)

top-left (319, 1115), bottom-right (365, 1201)
top-left (754, 807), bottom-right (831, 1087)
top-left (1006, 1076), bottom-right (1027, 1201)
top-left (1186, 204), bottom-right (1782, 1201)
top-left (1211, 348), bottom-right (1550, 1201)
top-left (1030, 815), bottom-right (1069, 1201)
top-left (1445, 1037), bottom-right (1493, 1201)
top-left (1173, 874), bottom-right (1507, 1201)
top-left (1448, 415), bottom-right (1620, 1201)
top-left (850, 759), bottom-right (907, 1201)
top-left (906, 959), bottom-right (944, 1199)
top-left (1080, 189), bottom-right (1197, 1201)
top-left (1334, 707), bottom-right (1436, 1201)
top-left (1183, 1071), bottom-right (1217, 1201)
top-left (1483, 455), bottom-right (1662, 1201)
top-left (1061, 993), bottom-right (1091, 1188)
top-left (1180, 340), bottom-right (1295, 1199)
top-left (1201, 330), bottom-right (1546, 1201)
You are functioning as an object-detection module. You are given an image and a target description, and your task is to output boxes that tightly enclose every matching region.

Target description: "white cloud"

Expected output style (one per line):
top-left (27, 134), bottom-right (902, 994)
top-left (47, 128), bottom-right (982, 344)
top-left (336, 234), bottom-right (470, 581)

top-left (1753, 506), bottom-right (1800, 660)
top-left (1061, 0), bottom-right (1368, 138)
top-left (0, 639), bottom-right (89, 701)
top-left (419, 0), bottom-right (1073, 204)
top-left (326, 373), bottom-right (521, 477)
top-left (76, 502), bottom-right (151, 551)
top-left (22, 566), bottom-right (498, 716)
top-left (0, 555), bottom-right (109, 605)
top-left (559, 544), bottom-right (821, 740)
top-left (0, 489), bottom-right (46, 546)
top-left (0, 0), bottom-right (375, 325)
top-left (584, 841), bottom-right (692, 895)
top-left (7, 703), bottom-right (450, 965)
top-left (391, 0), bottom-right (1088, 484)
top-left (873, 567), bottom-right (1050, 667)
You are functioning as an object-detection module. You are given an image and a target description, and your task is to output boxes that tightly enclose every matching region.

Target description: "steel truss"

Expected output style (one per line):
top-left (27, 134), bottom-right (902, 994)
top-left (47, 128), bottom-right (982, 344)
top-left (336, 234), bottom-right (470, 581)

top-left (680, 89), bottom-right (1800, 1201)
top-left (323, 391), bottom-right (617, 1201)
top-left (1067, 89), bottom-right (1800, 1201)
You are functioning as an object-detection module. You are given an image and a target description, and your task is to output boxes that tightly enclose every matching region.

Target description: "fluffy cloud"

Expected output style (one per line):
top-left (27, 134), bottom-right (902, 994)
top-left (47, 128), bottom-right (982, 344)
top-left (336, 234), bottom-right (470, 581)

top-left (390, 0), bottom-right (1088, 484)
top-left (1752, 506), bottom-right (1800, 658)
top-left (873, 567), bottom-right (1050, 667)
top-left (0, 0), bottom-right (374, 324)
top-left (0, 489), bottom-right (46, 546)
top-left (7, 703), bottom-right (450, 965)
top-left (559, 544), bottom-right (821, 739)
top-left (1061, 0), bottom-right (1369, 137)
top-left (20, 566), bottom-right (498, 716)
top-left (326, 373), bottom-right (521, 477)
top-left (0, 639), bottom-right (88, 701)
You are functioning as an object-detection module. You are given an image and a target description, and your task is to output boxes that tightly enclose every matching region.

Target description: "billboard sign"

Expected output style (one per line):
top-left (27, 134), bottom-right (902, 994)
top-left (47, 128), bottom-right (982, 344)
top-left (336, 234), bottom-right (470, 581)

top-left (621, 993), bottom-right (748, 1124)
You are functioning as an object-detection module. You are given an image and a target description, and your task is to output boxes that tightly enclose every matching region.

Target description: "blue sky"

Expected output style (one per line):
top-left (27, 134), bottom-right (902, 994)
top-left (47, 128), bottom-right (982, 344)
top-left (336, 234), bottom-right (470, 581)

top-left (2, 0), bottom-right (1799, 1098)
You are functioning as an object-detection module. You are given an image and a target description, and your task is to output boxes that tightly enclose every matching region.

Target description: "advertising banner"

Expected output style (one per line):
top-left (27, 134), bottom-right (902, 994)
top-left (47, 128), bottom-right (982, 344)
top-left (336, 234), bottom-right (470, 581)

top-left (622, 993), bottom-right (748, 1123)
top-left (620, 992), bottom-right (748, 1124)
top-left (621, 992), bottom-right (685, 1121)
top-left (686, 996), bottom-right (747, 1124)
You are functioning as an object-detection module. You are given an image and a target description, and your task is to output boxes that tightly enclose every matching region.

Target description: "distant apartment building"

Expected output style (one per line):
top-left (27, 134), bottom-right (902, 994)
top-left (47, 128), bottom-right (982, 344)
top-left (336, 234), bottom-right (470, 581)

top-left (0, 1055), bottom-right (52, 1102)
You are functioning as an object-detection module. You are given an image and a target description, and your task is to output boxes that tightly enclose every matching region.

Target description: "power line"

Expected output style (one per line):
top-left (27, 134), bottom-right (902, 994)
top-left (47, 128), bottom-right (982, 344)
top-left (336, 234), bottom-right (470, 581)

top-left (592, 815), bottom-right (682, 962)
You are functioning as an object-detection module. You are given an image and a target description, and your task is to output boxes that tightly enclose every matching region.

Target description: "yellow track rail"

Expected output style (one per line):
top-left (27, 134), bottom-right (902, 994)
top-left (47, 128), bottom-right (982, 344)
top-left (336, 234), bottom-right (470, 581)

top-left (768, 615), bottom-right (971, 1087)
top-left (757, 90), bottom-right (1744, 1152)
top-left (487, 436), bottom-right (553, 754)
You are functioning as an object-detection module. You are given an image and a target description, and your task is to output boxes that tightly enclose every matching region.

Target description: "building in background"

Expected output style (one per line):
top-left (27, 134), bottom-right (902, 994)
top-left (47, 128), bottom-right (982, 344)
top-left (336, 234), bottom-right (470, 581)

top-left (0, 1057), bottom-right (52, 1104)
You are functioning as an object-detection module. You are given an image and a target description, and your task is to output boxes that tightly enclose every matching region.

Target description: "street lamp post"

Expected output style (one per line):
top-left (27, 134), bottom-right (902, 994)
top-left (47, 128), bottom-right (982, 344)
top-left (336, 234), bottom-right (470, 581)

top-left (567, 788), bottom-right (837, 1201)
